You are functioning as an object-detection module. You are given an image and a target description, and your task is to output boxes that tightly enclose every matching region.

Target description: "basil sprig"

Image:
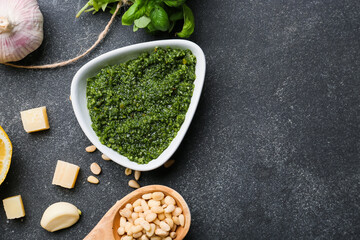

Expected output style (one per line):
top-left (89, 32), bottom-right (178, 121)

top-left (77, 0), bottom-right (195, 38)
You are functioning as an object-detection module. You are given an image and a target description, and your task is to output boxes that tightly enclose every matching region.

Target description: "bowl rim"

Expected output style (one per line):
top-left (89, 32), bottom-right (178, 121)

top-left (71, 39), bottom-right (206, 171)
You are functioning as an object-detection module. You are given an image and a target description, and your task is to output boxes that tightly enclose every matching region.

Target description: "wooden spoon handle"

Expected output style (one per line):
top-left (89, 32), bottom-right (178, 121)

top-left (83, 201), bottom-right (122, 240)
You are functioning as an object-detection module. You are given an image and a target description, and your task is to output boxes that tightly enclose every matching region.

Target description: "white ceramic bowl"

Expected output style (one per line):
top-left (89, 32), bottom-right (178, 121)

top-left (71, 40), bottom-right (206, 171)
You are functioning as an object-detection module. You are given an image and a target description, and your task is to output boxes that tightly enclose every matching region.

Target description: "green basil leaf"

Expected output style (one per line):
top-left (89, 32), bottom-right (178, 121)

top-left (146, 22), bottom-right (157, 32)
top-left (176, 4), bottom-right (194, 38)
top-left (134, 16), bottom-right (151, 28)
top-left (133, 24), bottom-right (139, 32)
top-left (150, 6), bottom-right (170, 31)
top-left (122, 0), bottom-right (147, 26)
top-left (169, 10), bottom-right (183, 21)
top-left (164, 0), bottom-right (186, 7)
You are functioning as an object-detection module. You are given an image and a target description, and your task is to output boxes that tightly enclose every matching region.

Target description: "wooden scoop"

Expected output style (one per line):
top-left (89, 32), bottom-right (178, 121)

top-left (84, 185), bottom-right (191, 240)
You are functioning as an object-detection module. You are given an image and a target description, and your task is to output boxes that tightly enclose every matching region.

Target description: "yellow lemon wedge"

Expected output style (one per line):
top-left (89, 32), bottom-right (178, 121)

top-left (0, 126), bottom-right (12, 185)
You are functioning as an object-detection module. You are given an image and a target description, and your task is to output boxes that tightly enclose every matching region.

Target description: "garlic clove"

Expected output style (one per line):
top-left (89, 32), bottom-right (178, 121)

top-left (0, 0), bottom-right (44, 63)
top-left (40, 202), bottom-right (81, 232)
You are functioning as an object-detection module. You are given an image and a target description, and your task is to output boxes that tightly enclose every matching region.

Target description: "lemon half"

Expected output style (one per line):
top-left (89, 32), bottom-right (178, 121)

top-left (0, 126), bottom-right (12, 185)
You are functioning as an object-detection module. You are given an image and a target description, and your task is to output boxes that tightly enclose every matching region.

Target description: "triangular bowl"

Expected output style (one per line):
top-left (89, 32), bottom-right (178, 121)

top-left (71, 40), bottom-right (206, 171)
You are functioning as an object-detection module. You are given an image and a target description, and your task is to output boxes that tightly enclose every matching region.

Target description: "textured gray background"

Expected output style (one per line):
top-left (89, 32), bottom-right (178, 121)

top-left (1, 0), bottom-right (360, 239)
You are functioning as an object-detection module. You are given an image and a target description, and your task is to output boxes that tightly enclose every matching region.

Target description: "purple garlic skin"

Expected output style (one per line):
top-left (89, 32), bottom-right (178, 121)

top-left (0, 0), bottom-right (44, 63)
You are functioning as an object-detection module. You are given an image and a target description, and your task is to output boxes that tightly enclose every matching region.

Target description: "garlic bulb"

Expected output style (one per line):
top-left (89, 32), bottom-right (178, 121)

top-left (0, 0), bottom-right (43, 63)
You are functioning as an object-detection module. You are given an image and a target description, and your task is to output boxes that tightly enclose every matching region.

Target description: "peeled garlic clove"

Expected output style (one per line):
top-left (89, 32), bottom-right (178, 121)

top-left (40, 202), bottom-right (81, 232)
top-left (0, 0), bottom-right (44, 63)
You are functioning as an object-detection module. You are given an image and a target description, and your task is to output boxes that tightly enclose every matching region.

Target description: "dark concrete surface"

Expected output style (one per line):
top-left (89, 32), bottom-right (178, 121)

top-left (1, 0), bottom-right (360, 239)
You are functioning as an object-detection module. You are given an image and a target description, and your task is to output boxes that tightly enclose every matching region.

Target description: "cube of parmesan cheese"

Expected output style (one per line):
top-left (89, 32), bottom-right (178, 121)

top-left (2, 195), bottom-right (25, 219)
top-left (20, 106), bottom-right (50, 133)
top-left (52, 160), bottom-right (80, 189)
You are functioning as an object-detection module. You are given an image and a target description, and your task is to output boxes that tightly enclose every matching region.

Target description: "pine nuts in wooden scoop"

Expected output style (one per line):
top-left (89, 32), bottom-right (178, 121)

top-left (117, 190), bottom-right (186, 239)
top-left (83, 185), bottom-right (190, 240)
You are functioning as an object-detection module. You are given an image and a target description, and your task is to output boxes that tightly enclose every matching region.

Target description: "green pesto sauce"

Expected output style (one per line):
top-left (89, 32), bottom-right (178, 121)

top-left (86, 47), bottom-right (196, 164)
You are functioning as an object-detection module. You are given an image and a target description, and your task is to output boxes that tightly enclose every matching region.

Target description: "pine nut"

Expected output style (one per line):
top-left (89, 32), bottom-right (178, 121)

top-left (131, 212), bottom-right (139, 220)
top-left (148, 200), bottom-right (160, 208)
top-left (158, 213), bottom-right (165, 220)
top-left (150, 237), bottom-right (161, 240)
top-left (145, 213), bottom-right (157, 222)
top-left (125, 222), bottom-right (133, 232)
top-left (125, 203), bottom-right (133, 211)
top-left (170, 232), bottom-right (177, 239)
top-left (132, 225), bottom-right (143, 234)
top-left (122, 236), bottom-right (133, 240)
top-left (133, 199), bottom-right (142, 207)
top-left (164, 205), bottom-right (175, 213)
top-left (134, 217), bottom-right (145, 225)
top-left (102, 154), bottom-right (111, 160)
top-left (152, 192), bottom-right (164, 201)
top-left (172, 207), bottom-right (182, 216)
top-left (87, 176), bottom-right (99, 184)
top-left (125, 168), bottom-right (132, 176)
top-left (172, 216), bottom-right (180, 225)
top-left (155, 229), bottom-right (168, 237)
top-left (151, 206), bottom-right (164, 214)
top-left (133, 232), bottom-right (142, 238)
top-left (165, 218), bottom-right (174, 228)
top-left (69, 95), bottom-right (72, 101)
top-left (171, 224), bottom-right (177, 232)
top-left (90, 162), bottom-right (101, 175)
top-left (164, 237), bottom-right (172, 240)
top-left (160, 221), bottom-right (171, 232)
top-left (146, 223), bottom-right (156, 237)
top-left (128, 180), bottom-right (140, 189)
top-left (120, 208), bottom-right (132, 219)
top-left (141, 235), bottom-right (149, 240)
top-left (85, 145), bottom-right (97, 153)
top-left (141, 221), bottom-right (151, 231)
top-left (120, 216), bottom-right (127, 227)
top-left (164, 159), bottom-right (175, 168)
top-left (179, 214), bottom-right (185, 227)
top-left (142, 193), bottom-right (152, 200)
top-left (134, 206), bottom-right (143, 213)
top-left (153, 219), bottom-right (161, 226)
top-left (164, 196), bottom-right (176, 206)
top-left (134, 170), bottom-right (141, 180)
top-left (141, 199), bottom-right (149, 211)
top-left (117, 226), bottom-right (125, 235)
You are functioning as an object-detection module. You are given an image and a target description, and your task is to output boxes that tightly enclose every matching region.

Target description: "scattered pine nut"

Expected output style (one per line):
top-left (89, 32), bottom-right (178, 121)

top-left (125, 168), bottom-right (132, 176)
top-left (102, 154), bottom-right (111, 161)
top-left (87, 176), bottom-right (99, 184)
top-left (90, 162), bottom-right (101, 175)
top-left (85, 145), bottom-right (97, 153)
top-left (69, 95), bottom-right (72, 101)
top-left (134, 170), bottom-right (141, 180)
top-left (128, 180), bottom-right (140, 189)
top-left (164, 159), bottom-right (175, 168)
